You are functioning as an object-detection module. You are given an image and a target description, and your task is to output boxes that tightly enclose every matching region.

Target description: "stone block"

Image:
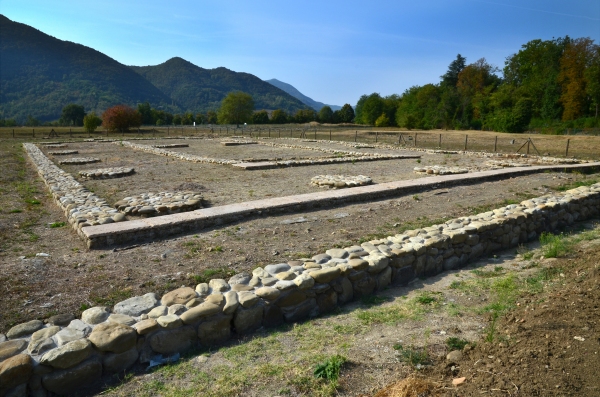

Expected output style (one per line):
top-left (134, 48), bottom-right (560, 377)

top-left (233, 304), bottom-right (263, 334)
top-left (88, 322), bottom-right (137, 354)
top-left (113, 293), bottom-right (159, 317)
top-left (0, 354), bottom-right (33, 393)
top-left (42, 358), bottom-right (102, 395)
top-left (102, 348), bottom-right (139, 373)
top-left (197, 315), bottom-right (232, 346)
top-left (161, 287), bottom-right (197, 306)
top-left (149, 326), bottom-right (196, 355)
top-left (40, 339), bottom-right (93, 369)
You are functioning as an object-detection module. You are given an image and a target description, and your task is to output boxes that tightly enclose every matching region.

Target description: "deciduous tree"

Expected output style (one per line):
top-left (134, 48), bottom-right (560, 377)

top-left (270, 109), bottom-right (288, 124)
top-left (318, 106), bottom-right (333, 123)
top-left (83, 112), bottom-right (102, 133)
top-left (61, 104), bottom-right (86, 126)
top-left (338, 104), bottom-right (355, 123)
top-left (101, 105), bottom-right (141, 133)
top-left (250, 110), bottom-right (269, 124)
top-left (217, 91), bottom-right (254, 126)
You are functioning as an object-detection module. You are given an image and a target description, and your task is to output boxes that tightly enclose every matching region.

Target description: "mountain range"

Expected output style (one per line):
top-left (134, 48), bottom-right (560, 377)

top-left (265, 79), bottom-right (341, 112)
top-left (0, 15), bottom-right (335, 122)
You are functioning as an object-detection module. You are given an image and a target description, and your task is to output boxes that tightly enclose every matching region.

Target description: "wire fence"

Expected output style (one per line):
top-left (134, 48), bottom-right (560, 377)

top-left (1, 125), bottom-right (599, 160)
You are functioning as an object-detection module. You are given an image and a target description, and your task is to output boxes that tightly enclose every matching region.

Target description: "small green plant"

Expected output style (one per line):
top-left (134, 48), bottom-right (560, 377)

top-left (360, 295), bottom-right (391, 307)
top-left (416, 159), bottom-right (421, 163)
top-left (415, 292), bottom-right (437, 305)
top-left (25, 199), bottom-right (40, 205)
top-left (539, 232), bottom-right (571, 258)
top-left (9, 209), bottom-right (22, 213)
top-left (393, 344), bottom-right (430, 366)
top-left (412, 194), bottom-right (420, 201)
top-left (214, 245), bottom-right (223, 252)
top-left (484, 313), bottom-right (499, 342)
top-left (313, 354), bottom-right (345, 382)
top-left (50, 221), bottom-right (66, 228)
top-left (446, 337), bottom-right (469, 350)
top-left (517, 245), bottom-right (534, 260)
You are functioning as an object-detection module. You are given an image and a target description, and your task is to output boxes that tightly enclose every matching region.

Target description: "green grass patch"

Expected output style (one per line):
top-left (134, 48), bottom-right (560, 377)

top-left (446, 337), bottom-right (470, 350)
top-left (470, 266), bottom-right (505, 278)
top-left (392, 344), bottom-right (430, 366)
top-left (189, 267), bottom-right (236, 284)
top-left (314, 354), bottom-right (345, 382)
top-left (539, 232), bottom-right (571, 258)
top-left (50, 221), bottom-right (66, 228)
top-left (554, 178), bottom-right (598, 191)
top-left (360, 295), bottom-right (391, 307)
top-left (9, 209), bottom-right (22, 213)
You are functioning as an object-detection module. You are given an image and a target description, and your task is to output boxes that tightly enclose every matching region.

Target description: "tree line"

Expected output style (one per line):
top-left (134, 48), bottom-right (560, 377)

top-left (354, 36), bottom-right (600, 133)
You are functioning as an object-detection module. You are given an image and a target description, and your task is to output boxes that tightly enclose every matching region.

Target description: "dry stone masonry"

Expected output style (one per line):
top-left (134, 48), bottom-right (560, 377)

top-left (58, 158), bottom-right (101, 165)
top-left (2, 180), bottom-right (599, 396)
top-left (414, 166), bottom-right (469, 175)
top-left (43, 144), bottom-right (67, 148)
top-left (152, 144), bottom-right (189, 148)
top-left (47, 151), bottom-right (78, 156)
top-left (78, 167), bottom-right (135, 180)
top-left (116, 141), bottom-right (239, 165)
top-left (311, 175), bottom-right (373, 188)
top-left (23, 144), bottom-right (126, 235)
top-left (113, 192), bottom-right (203, 217)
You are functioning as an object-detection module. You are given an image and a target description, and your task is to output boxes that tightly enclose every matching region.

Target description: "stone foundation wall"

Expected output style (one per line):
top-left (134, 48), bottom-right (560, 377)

top-left (1, 182), bottom-right (599, 396)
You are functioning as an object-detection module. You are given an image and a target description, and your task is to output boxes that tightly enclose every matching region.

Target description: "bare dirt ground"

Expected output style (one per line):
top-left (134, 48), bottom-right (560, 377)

top-left (41, 138), bottom-right (487, 208)
top-left (0, 127), bottom-right (599, 396)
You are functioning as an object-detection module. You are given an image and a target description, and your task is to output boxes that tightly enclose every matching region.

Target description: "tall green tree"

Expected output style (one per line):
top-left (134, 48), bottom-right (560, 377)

top-left (270, 109), bottom-right (288, 124)
top-left (338, 104), bottom-right (355, 123)
top-left (251, 110), bottom-right (269, 124)
top-left (137, 102), bottom-right (154, 125)
top-left (83, 112), bottom-right (102, 133)
top-left (61, 104), bottom-right (86, 126)
top-left (318, 106), bottom-right (333, 123)
top-left (217, 91), bottom-right (254, 126)
top-left (356, 93), bottom-right (384, 125)
top-left (441, 54), bottom-right (466, 88)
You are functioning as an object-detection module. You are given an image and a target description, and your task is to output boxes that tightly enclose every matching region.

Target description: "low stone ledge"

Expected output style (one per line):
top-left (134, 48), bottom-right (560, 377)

top-left (79, 167), bottom-right (134, 180)
top-left (2, 181), bottom-right (599, 396)
top-left (58, 158), bottom-right (101, 165)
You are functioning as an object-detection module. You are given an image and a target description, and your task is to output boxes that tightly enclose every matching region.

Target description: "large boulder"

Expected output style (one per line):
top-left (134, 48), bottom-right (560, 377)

top-left (149, 326), bottom-right (196, 355)
top-left (0, 354), bottom-right (33, 393)
top-left (88, 322), bottom-right (137, 353)
top-left (0, 340), bottom-right (27, 362)
top-left (113, 293), bottom-right (159, 317)
top-left (197, 315), bottom-right (232, 346)
top-left (81, 307), bottom-right (110, 325)
top-left (40, 339), bottom-right (93, 369)
top-left (102, 348), bottom-right (139, 373)
top-left (161, 287), bottom-right (197, 306)
top-left (42, 358), bottom-right (102, 395)
top-left (6, 320), bottom-right (44, 339)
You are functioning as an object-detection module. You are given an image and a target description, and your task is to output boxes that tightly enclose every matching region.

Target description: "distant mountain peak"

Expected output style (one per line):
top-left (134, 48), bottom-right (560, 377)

top-left (265, 79), bottom-right (341, 111)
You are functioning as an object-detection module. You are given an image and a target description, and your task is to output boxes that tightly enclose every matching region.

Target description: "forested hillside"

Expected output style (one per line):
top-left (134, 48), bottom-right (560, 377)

top-left (131, 58), bottom-right (307, 114)
top-left (0, 15), bottom-right (175, 122)
top-left (355, 37), bottom-right (600, 132)
top-left (265, 79), bottom-right (341, 112)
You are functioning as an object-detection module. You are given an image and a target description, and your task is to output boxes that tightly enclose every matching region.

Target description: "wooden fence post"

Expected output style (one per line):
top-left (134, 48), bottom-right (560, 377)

top-left (355, 130), bottom-right (357, 142)
top-left (464, 135), bottom-right (468, 151)
top-left (565, 139), bottom-right (570, 157)
top-left (414, 132), bottom-right (417, 147)
top-left (439, 133), bottom-right (442, 148)
top-left (494, 136), bottom-right (497, 152)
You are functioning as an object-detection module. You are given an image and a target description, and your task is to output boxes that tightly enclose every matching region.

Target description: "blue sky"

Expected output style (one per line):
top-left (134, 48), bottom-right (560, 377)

top-left (2, 0), bottom-right (599, 107)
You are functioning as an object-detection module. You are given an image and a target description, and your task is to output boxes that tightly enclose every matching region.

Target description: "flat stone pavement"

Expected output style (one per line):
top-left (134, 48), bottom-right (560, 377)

top-left (82, 162), bottom-right (600, 248)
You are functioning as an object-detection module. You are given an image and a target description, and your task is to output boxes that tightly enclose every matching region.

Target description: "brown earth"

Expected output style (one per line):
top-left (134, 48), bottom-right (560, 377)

top-left (0, 128), bottom-right (599, 397)
top-left (371, 234), bottom-right (600, 397)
